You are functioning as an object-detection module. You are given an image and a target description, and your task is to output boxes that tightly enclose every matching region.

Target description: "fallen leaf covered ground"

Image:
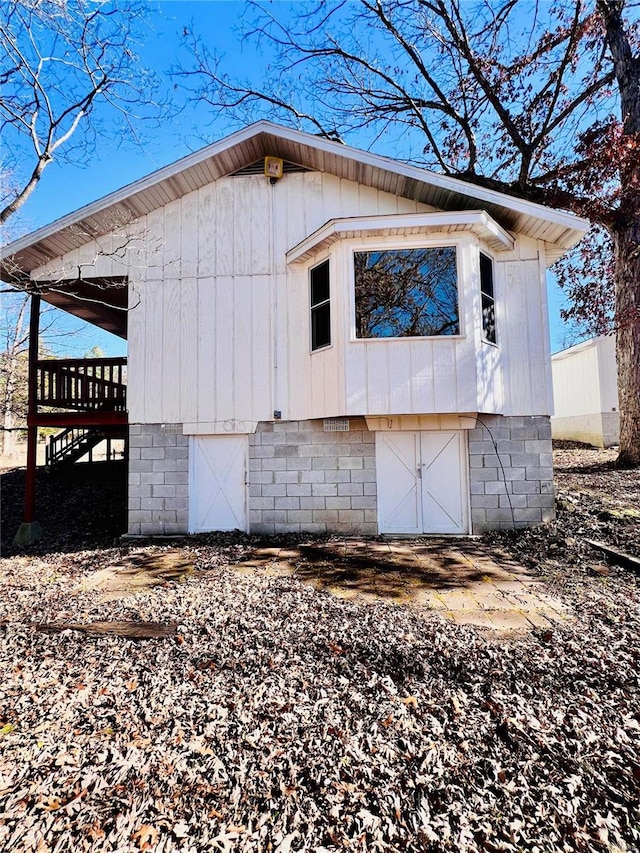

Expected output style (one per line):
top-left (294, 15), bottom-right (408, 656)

top-left (0, 447), bottom-right (639, 852)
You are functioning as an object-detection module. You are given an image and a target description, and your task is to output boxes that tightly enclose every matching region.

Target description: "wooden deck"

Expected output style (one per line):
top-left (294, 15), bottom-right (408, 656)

top-left (30, 357), bottom-right (128, 427)
top-left (16, 295), bottom-right (129, 542)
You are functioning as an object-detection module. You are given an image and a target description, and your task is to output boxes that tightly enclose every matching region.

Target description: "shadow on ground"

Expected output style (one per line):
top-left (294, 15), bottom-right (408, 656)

top-left (1, 462), bottom-right (127, 555)
top-left (238, 540), bottom-right (524, 599)
top-left (233, 540), bottom-right (571, 631)
top-left (293, 540), bottom-right (512, 597)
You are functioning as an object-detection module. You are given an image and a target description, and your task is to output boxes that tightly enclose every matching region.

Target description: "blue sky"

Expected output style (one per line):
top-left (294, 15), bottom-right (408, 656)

top-left (6, 0), bottom-right (577, 356)
top-left (10, 2), bottom-right (252, 232)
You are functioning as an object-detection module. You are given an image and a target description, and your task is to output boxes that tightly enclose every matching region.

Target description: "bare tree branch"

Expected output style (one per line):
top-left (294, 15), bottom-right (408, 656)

top-left (176, 0), bottom-right (640, 461)
top-left (0, 0), bottom-right (166, 227)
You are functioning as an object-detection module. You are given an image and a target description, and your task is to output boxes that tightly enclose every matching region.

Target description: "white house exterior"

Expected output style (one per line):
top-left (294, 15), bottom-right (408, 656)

top-left (2, 122), bottom-right (589, 536)
top-left (551, 335), bottom-right (619, 448)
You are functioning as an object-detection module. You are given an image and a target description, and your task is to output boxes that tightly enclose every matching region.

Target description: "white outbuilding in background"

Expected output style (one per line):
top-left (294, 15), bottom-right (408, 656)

top-left (551, 335), bottom-right (619, 448)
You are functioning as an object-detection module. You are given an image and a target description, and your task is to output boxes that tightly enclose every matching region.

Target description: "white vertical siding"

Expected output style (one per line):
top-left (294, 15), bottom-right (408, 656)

top-left (142, 279), bottom-right (164, 421)
top-left (164, 201), bottom-right (181, 278)
top-left (146, 209), bottom-right (165, 277)
top-left (197, 184), bottom-right (217, 277)
top-left (552, 335), bottom-right (618, 418)
top-left (181, 200), bottom-right (198, 279)
top-left (215, 181), bottom-right (235, 277)
top-left (388, 345), bottom-right (413, 412)
top-left (551, 334), bottom-right (619, 447)
top-left (231, 276), bottom-right (252, 420)
top-left (476, 340), bottom-right (503, 412)
top-left (251, 271), bottom-right (273, 419)
top-left (29, 171), bottom-right (554, 425)
top-left (127, 275), bottom-right (145, 421)
top-left (161, 276), bottom-right (182, 422)
top-left (196, 277), bottom-right (216, 422)
top-left (500, 253), bottom-right (551, 416)
top-left (180, 277), bottom-right (199, 422)
top-left (596, 334), bottom-right (619, 413)
top-left (214, 276), bottom-right (236, 421)
top-left (552, 343), bottom-right (600, 416)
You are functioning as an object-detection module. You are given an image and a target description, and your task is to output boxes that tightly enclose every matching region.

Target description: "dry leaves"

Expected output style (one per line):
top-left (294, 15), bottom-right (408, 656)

top-left (0, 449), bottom-right (638, 851)
top-left (0, 540), bottom-right (638, 853)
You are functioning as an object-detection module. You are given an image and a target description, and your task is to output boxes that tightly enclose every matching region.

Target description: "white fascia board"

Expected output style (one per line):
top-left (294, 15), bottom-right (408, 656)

top-left (551, 337), bottom-right (600, 359)
top-left (286, 210), bottom-right (515, 264)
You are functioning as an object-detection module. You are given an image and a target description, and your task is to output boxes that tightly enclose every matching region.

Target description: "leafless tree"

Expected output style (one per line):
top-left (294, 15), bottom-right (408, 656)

top-left (179, 0), bottom-right (640, 464)
top-left (0, 291), bottom-right (100, 457)
top-left (0, 0), bottom-right (164, 227)
top-left (0, 294), bottom-right (29, 457)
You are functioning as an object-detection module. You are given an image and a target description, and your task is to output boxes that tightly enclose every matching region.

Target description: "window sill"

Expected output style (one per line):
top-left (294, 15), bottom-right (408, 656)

top-left (350, 334), bottom-right (466, 343)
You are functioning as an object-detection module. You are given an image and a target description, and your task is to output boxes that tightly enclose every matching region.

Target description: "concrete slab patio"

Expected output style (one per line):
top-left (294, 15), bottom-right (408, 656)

top-left (234, 538), bottom-right (572, 633)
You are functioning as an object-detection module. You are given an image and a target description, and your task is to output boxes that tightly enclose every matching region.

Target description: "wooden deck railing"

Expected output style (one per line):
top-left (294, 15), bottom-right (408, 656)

top-left (37, 357), bottom-right (127, 411)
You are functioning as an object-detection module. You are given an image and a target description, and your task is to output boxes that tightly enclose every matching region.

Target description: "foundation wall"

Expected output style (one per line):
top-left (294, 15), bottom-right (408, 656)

top-left (551, 411), bottom-right (619, 448)
top-left (247, 418), bottom-right (378, 536)
top-left (128, 424), bottom-right (189, 536)
top-left (127, 415), bottom-right (555, 537)
top-left (469, 414), bottom-right (555, 532)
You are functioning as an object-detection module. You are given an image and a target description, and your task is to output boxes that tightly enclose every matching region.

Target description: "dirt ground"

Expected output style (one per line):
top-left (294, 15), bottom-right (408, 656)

top-left (0, 446), bottom-right (638, 852)
top-left (551, 443), bottom-right (640, 554)
top-left (485, 444), bottom-right (640, 591)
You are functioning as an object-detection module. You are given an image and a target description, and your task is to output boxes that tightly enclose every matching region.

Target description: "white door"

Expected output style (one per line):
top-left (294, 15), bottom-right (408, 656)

top-left (190, 435), bottom-right (247, 532)
top-left (376, 432), bottom-right (422, 534)
top-left (376, 431), bottom-right (468, 535)
top-left (420, 432), bottom-right (468, 534)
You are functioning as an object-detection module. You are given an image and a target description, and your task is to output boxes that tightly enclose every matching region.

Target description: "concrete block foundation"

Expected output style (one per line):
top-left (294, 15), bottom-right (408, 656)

top-left (128, 424), bottom-right (189, 535)
top-left (127, 415), bottom-right (555, 537)
top-left (469, 415), bottom-right (555, 532)
top-left (247, 418), bottom-right (378, 536)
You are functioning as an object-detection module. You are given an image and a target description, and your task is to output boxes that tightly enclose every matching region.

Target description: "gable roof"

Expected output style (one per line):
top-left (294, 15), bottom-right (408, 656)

top-left (2, 122), bottom-right (590, 339)
top-left (2, 121), bottom-right (589, 281)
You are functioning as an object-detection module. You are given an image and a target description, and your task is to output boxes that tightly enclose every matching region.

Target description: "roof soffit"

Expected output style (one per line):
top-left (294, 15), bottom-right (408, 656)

top-left (39, 276), bottom-right (128, 338)
top-left (2, 121), bottom-right (589, 277)
top-left (286, 211), bottom-right (515, 264)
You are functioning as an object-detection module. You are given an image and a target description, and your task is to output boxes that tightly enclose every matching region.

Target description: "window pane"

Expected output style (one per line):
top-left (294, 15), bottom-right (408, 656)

top-left (480, 253), bottom-right (494, 299)
top-left (311, 260), bottom-right (330, 307)
top-left (312, 302), bottom-right (331, 350)
top-left (354, 247), bottom-right (459, 338)
top-left (480, 253), bottom-right (496, 343)
top-left (482, 294), bottom-right (496, 344)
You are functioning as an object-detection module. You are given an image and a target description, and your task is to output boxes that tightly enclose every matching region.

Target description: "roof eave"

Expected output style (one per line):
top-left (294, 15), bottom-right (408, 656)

top-left (1, 120), bottom-right (590, 275)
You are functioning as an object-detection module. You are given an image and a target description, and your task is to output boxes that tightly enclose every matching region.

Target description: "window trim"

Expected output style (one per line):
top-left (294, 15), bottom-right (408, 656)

top-left (309, 257), bottom-right (332, 353)
top-left (349, 238), bottom-right (465, 342)
top-left (479, 251), bottom-right (498, 346)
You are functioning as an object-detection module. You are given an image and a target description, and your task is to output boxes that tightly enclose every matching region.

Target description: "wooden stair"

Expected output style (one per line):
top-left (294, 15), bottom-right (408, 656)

top-left (45, 425), bottom-right (127, 467)
top-left (35, 358), bottom-right (128, 467)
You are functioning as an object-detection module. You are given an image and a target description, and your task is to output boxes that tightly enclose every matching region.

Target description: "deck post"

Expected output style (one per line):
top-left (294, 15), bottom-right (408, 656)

top-left (13, 294), bottom-right (42, 546)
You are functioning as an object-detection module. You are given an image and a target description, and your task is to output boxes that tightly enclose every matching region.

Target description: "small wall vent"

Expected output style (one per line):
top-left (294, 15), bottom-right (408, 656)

top-left (231, 159), bottom-right (311, 177)
top-left (323, 418), bottom-right (350, 432)
top-left (162, 423), bottom-right (182, 435)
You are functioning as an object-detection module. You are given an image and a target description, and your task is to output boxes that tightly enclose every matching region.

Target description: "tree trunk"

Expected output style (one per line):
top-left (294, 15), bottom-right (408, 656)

top-left (2, 411), bottom-right (17, 459)
top-left (614, 225), bottom-right (640, 465)
top-left (598, 0), bottom-right (640, 466)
